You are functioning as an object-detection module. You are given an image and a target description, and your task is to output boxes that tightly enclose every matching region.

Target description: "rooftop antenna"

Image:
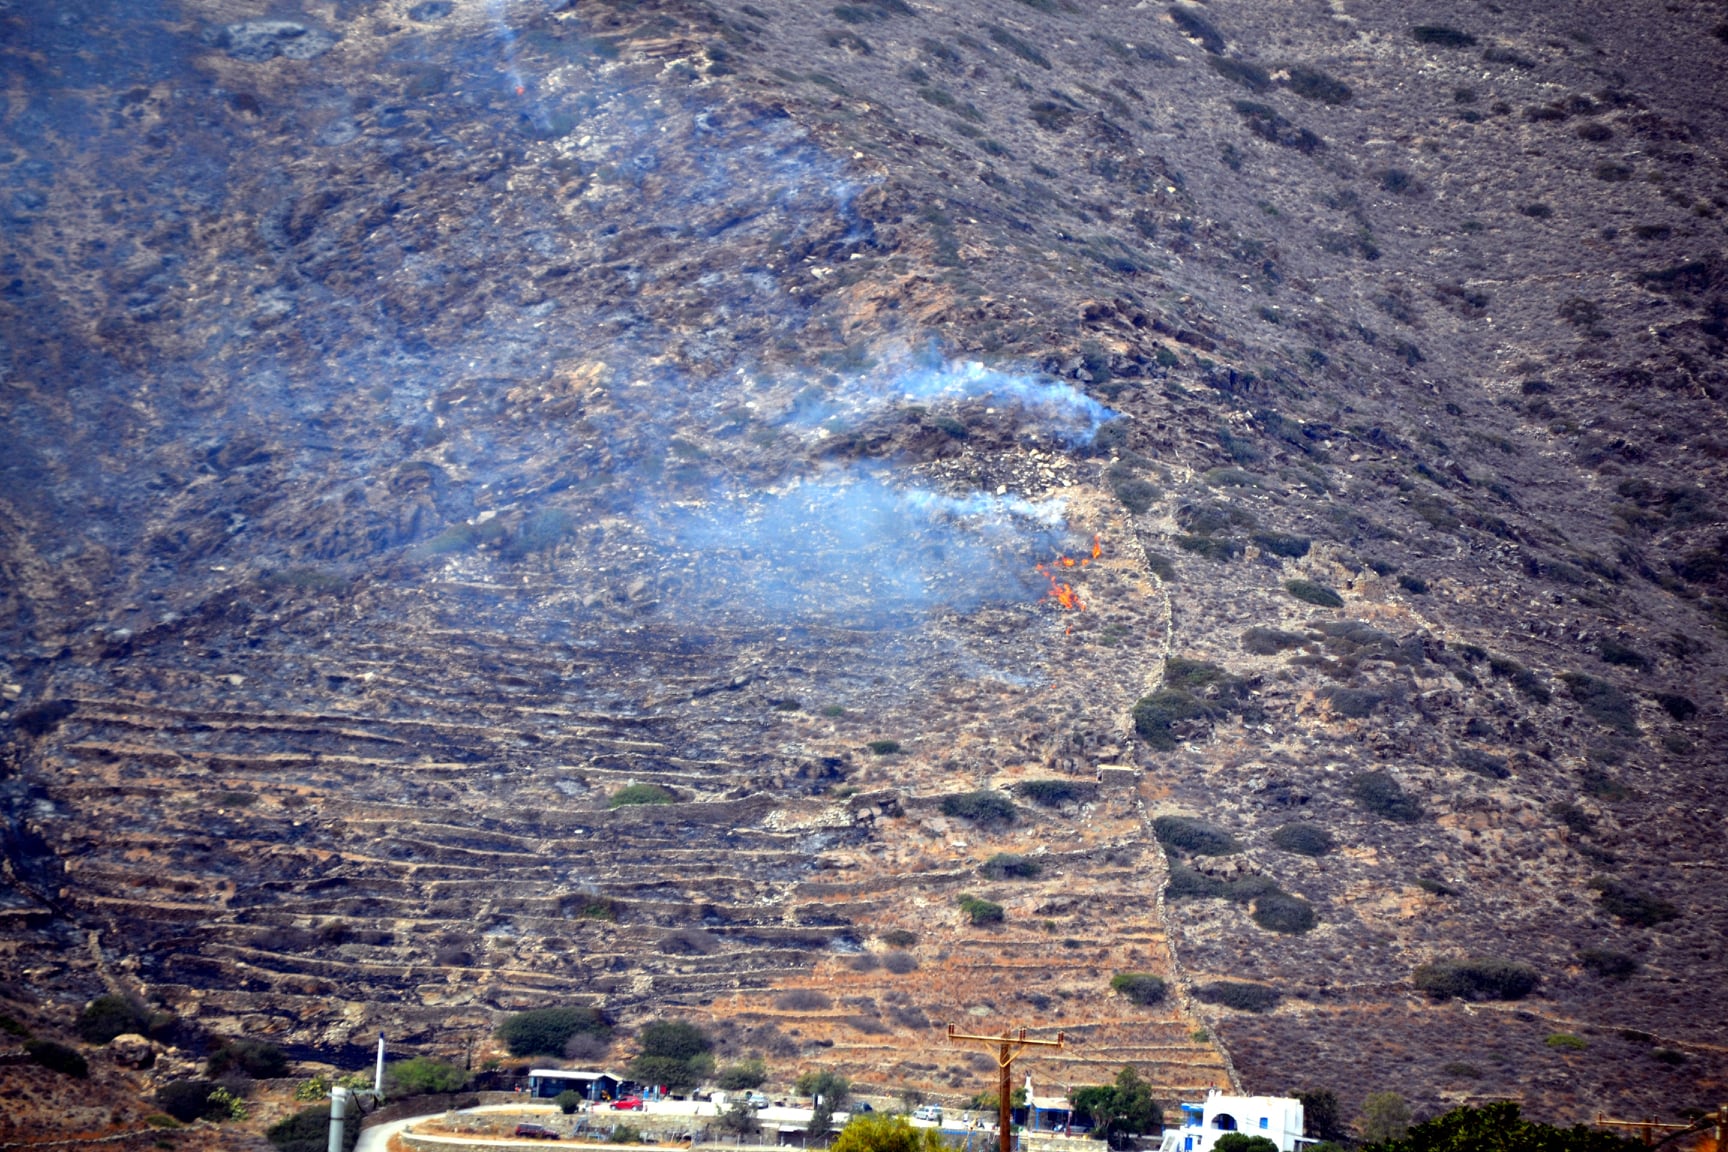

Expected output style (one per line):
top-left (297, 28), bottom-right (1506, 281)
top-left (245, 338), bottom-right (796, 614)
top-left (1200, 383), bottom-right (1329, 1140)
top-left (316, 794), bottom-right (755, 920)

top-left (947, 1025), bottom-right (1065, 1152)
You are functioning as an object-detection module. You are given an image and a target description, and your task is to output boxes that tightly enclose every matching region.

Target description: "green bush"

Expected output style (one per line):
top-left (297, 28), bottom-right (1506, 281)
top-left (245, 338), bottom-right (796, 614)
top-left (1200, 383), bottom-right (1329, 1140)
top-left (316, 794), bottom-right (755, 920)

top-left (1284, 66), bottom-right (1351, 104)
top-left (1412, 958), bottom-right (1537, 1001)
top-left (269, 1105), bottom-right (360, 1152)
top-left (1652, 693), bottom-right (1697, 721)
top-left (1440, 1062), bottom-right (1482, 1080)
top-left (1242, 626), bottom-right (1307, 654)
top-left (1166, 864), bottom-right (1280, 904)
top-left (1455, 747), bottom-right (1510, 780)
top-left (1560, 673), bottom-right (1639, 734)
top-left (717, 1057), bottom-right (767, 1091)
top-left (609, 783), bottom-right (676, 808)
top-left (1253, 532), bottom-right (1311, 558)
top-left (1372, 1103), bottom-right (1639, 1152)
top-left (387, 1056), bottom-right (470, 1096)
top-left (1285, 579), bottom-right (1343, 608)
top-left (1017, 779), bottom-right (1087, 807)
top-left (78, 994), bottom-right (148, 1044)
top-left (207, 1037), bottom-right (287, 1079)
top-left (1545, 1033), bottom-right (1587, 1051)
top-left (1252, 891), bottom-right (1317, 934)
top-left (1175, 534), bottom-right (1244, 561)
top-left (1109, 973), bottom-right (1168, 1006)
top-left (941, 791), bottom-right (1017, 827)
top-left (1144, 551), bottom-right (1176, 581)
top-left (1133, 658), bottom-right (1254, 749)
top-left (1216, 1136), bottom-right (1279, 1152)
top-left (497, 1006), bottom-right (612, 1057)
top-left (1195, 982), bottom-right (1281, 1012)
top-left (1152, 815), bottom-right (1240, 856)
top-left (880, 928), bottom-right (918, 948)
top-left (957, 894), bottom-right (1005, 926)
top-left (628, 1021), bottom-right (714, 1092)
top-left (157, 1081), bottom-right (224, 1123)
top-left (1411, 25), bottom-right (1476, 46)
top-left (1269, 823), bottom-right (1333, 856)
top-left (1578, 947), bottom-right (1639, 980)
top-left (25, 1039), bottom-right (88, 1078)
top-left (866, 739), bottom-right (902, 755)
top-left (1489, 656), bottom-right (1551, 704)
top-left (1397, 574), bottom-right (1429, 594)
top-left (1598, 639), bottom-right (1651, 672)
top-left (980, 853), bottom-right (1042, 879)
top-left (1349, 771), bottom-right (1424, 822)
top-left (1589, 879), bottom-right (1679, 927)
top-left (0, 1013), bottom-right (29, 1039)
top-left (558, 1090), bottom-right (585, 1113)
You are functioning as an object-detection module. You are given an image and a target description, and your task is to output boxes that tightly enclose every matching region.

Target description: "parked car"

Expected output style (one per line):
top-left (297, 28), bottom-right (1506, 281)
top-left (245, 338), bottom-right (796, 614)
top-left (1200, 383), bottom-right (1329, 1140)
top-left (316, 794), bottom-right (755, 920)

top-left (913, 1106), bottom-right (942, 1123)
top-left (746, 1092), bottom-right (770, 1110)
top-left (514, 1123), bottom-right (562, 1139)
top-left (853, 1102), bottom-right (874, 1113)
top-left (612, 1096), bottom-right (645, 1110)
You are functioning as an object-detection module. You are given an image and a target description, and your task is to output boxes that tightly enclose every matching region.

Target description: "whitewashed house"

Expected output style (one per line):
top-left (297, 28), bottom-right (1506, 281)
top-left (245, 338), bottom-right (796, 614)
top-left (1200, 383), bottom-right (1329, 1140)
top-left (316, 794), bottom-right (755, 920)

top-left (1157, 1090), bottom-right (1310, 1152)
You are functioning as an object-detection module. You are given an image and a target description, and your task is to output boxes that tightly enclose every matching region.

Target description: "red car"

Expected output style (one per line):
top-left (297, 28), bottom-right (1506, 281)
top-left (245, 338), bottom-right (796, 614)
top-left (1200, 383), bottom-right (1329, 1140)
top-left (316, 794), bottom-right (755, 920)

top-left (514, 1123), bottom-right (561, 1139)
top-left (612, 1097), bottom-right (645, 1110)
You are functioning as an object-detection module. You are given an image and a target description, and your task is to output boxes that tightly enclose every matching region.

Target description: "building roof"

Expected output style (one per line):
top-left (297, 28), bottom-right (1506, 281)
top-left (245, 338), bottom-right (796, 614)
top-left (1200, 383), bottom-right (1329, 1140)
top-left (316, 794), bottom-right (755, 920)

top-left (528, 1068), bottom-right (623, 1079)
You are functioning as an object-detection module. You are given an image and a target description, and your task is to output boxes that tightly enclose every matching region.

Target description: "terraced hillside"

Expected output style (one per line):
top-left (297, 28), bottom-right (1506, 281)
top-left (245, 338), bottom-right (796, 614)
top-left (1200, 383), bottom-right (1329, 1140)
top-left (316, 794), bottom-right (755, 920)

top-left (2, 0), bottom-right (1726, 1137)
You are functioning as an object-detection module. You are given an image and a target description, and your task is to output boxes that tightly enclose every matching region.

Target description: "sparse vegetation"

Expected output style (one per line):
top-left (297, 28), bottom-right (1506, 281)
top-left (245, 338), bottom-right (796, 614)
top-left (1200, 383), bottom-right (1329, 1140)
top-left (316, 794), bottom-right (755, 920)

top-left (1412, 958), bottom-right (1537, 1001)
top-left (1561, 673), bottom-right (1639, 734)
top-left (1546, 1033), bottom-right (1587, 1050)
top-left (880, 928), bottom-right (918, 948)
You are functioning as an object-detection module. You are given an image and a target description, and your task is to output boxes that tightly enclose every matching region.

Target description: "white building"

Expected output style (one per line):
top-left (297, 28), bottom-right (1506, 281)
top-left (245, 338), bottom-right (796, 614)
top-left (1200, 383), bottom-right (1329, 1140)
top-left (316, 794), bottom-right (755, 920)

top-left (1157, 1090), bottom-right (1310, 1152)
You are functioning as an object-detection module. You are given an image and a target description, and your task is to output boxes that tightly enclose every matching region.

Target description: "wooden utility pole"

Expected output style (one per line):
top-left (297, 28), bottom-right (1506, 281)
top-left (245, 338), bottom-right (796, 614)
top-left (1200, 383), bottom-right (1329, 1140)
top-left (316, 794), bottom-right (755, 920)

top-left (946, 1026), bottom-right (1065, 1152)
top-left (1595, 1105), bottom-right (1728, 1150)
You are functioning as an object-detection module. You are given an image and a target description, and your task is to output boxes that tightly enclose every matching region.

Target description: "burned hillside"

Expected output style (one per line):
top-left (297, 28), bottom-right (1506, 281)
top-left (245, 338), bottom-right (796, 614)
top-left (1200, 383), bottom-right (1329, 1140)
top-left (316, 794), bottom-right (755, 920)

top-left (1, 0), bottom-right (1725, 1135)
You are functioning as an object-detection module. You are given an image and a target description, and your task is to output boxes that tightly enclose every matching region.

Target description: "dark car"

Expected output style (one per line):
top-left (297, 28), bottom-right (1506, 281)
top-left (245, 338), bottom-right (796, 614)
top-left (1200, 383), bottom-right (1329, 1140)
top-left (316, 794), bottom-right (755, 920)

top-left (515, 1123), bottom-right (562, 1139)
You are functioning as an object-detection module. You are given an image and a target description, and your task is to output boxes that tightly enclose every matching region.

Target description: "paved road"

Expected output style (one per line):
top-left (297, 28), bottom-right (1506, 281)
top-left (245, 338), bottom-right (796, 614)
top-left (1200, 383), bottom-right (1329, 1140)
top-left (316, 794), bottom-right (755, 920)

top-left (355, 1103), bottom-right (543, 1152)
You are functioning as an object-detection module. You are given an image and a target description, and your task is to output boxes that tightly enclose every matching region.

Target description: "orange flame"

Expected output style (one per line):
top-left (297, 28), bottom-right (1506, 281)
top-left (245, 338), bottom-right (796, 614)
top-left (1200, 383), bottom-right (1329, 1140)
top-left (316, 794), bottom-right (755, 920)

top-left (1036, 535), bottom-right (1103, 616)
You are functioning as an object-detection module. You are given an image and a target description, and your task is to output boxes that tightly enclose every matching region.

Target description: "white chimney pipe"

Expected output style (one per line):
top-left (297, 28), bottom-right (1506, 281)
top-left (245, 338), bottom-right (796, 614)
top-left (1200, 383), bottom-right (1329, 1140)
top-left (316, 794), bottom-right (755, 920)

top-left (375, 1032), bottom-right (386, 1099)
top-left (329, 1085), bottom-right (350, 1152)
